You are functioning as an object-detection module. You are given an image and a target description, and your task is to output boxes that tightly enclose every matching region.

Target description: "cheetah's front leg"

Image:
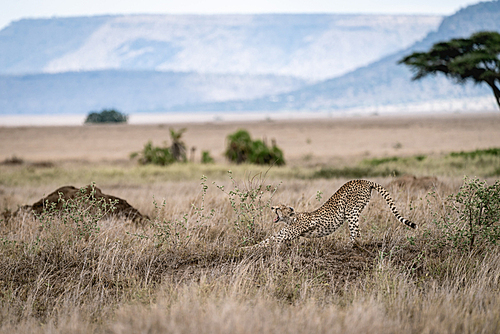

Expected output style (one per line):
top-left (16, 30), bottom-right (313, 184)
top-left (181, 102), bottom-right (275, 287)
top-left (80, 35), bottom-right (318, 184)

top-left (243, 226), bottom-right (303, 250)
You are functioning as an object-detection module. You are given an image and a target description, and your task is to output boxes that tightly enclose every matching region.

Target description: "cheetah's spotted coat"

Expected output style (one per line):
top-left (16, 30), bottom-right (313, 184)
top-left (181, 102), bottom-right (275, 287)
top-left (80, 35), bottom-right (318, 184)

top-left (251, 179), bottom-right (416, 248)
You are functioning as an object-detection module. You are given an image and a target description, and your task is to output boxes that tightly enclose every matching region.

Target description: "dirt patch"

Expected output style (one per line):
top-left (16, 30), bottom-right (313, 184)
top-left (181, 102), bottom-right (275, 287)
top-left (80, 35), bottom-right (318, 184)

top-left (27, 184), bottom-right (147, 223)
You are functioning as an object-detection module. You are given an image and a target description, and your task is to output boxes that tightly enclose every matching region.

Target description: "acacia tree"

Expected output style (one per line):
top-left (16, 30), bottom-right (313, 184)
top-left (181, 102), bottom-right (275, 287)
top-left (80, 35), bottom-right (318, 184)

top-left (399, 31), bottom-right (500, 109)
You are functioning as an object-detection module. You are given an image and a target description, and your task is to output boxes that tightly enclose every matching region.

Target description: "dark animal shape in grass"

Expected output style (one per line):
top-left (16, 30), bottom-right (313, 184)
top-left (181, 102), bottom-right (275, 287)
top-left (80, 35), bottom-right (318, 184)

top-left (30, 185), bottom-right (147, 223)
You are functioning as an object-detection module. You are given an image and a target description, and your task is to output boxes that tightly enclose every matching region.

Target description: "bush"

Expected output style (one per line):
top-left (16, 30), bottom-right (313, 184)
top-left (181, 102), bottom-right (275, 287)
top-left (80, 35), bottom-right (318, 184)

top-left (432, 177), bottom-right (500, 251)
top-left (225, 129), bottom-right (285, 166)
top-left (225, 130), bottom-right (252, 164)
top-left (131, 141), bottom-right (176, 166)
top-left (35, 183), bottom-right (117, 241)
top-left (212, 171), bottom-right (281, 245)
top-left (85, 109), bottom-right (128, 124)
top-left (201, 150), bottom-right (214, 164)
top-left (131, 128), bottom-right (187, 165)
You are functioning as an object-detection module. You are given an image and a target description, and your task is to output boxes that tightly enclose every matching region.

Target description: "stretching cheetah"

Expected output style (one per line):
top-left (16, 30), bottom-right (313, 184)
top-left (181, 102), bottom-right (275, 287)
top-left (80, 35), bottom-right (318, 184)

top-left (248, 179), bottom-right (416, 248)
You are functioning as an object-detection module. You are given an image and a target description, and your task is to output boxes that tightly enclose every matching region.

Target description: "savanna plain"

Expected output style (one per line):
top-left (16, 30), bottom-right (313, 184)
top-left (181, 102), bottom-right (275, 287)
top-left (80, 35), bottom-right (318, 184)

top-left (1, 112), bottom-right (500, 333)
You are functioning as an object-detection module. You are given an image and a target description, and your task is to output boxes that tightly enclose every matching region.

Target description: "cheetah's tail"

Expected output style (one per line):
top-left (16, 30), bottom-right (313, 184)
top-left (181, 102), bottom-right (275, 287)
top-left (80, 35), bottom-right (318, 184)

top-left (371, 182), bottom-right (417, 229)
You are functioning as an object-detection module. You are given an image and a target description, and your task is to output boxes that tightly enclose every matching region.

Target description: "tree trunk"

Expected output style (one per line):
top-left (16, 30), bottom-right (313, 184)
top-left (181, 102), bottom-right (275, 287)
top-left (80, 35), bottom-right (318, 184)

top-left (486, 79), bottom-right (500, 110)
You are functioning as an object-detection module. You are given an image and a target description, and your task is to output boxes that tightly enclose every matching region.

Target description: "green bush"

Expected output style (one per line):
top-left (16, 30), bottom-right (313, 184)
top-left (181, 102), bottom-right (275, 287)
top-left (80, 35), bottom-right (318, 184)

top-left (84, 109), bottom-right (128, 124)
top-left (131, 141), bottom-right (175, 166)
top-left (225, 130), bottom-right (253, 164)
top-left (225, 129), bottom-right (285, 166)
top-left (201, 151), bottom-right (214, 164)
top-left (131, 128), bottom-right (187, 166)
top-left (432, 177), bottom-right (500, 251)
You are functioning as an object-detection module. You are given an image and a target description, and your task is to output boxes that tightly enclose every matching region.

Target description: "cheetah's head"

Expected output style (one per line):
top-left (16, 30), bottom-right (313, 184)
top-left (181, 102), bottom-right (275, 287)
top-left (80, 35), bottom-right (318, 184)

top-left (271, 205), bottom-right (296, 225)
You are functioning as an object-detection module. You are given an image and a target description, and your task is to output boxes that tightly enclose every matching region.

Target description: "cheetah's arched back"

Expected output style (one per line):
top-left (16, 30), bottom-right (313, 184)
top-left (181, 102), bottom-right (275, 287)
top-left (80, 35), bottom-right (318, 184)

top-left (246, 179), bottom-right (416, 249)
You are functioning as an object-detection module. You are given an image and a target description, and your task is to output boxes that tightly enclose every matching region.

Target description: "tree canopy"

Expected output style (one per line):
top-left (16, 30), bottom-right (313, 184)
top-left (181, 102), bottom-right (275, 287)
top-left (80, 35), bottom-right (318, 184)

top-left (84, 109), bottom-right (128, 124)
top-left (399, 31), bottom-right (500, 109)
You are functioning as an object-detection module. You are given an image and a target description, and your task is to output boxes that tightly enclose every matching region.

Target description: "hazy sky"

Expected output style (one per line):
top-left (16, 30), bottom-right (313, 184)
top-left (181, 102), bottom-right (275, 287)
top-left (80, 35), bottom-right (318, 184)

top-left (0, 0), bottom-right (483, 30)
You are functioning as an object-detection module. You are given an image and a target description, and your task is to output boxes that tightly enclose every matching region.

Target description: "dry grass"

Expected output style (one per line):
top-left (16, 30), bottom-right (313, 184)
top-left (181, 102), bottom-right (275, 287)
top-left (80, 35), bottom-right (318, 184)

top-left (1, 173), bottom-right (499, 333)
top-left (2, 112), bottom-right (500, 166)
top-left (1, 113), bottom-right (499, 333)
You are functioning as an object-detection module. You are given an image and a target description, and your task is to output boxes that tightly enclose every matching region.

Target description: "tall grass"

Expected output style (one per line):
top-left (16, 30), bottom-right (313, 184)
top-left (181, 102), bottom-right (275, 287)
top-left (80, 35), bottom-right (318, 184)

top-left (0, 169), bottom-right (499, 333)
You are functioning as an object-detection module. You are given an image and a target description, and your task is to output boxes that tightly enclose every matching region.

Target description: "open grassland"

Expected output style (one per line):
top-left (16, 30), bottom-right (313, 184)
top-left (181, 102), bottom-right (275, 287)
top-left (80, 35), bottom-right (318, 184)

top-left (0, 113), bottom-right (500, 333)
top-left (2, 112), bottom-right (500, 166)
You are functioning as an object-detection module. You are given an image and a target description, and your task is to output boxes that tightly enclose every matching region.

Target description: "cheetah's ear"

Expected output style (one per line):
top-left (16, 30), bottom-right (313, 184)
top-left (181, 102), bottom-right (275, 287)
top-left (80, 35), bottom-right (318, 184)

top-left (288, 206), bottom-right (295, 214)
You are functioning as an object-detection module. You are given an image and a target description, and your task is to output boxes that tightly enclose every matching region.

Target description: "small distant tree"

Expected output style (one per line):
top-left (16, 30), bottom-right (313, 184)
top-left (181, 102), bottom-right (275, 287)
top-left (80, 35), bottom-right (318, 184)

top-left (225, 129), bottom-right (285, 166)
top-left (399, 31), bottom-right (500, 109)
top-left (85, 109), bottom-right (128, 124)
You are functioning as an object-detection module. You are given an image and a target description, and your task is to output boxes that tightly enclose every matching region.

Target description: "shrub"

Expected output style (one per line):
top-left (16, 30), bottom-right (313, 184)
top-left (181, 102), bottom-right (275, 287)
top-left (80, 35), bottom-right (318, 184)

top-left (225, 129), bottom-right (252, 164)
top-left (131, 128), bottom-right (187, 165)
top-left (84, 109), bottom-right (128, 124)
top-left (225, 129), bottom-right (285, 166)
top-left (131, 141), bottom-right (175, 165)
top-left (213, 171), bottom-right (281, 245)
top-left (201, 150), bottom-right (214, 164)
top-left (35, 183), bottom-right (117, 241)
top-left (249, 139), bottom-right (285, 166)
top-left (432, 177), bottom-right (500, 251)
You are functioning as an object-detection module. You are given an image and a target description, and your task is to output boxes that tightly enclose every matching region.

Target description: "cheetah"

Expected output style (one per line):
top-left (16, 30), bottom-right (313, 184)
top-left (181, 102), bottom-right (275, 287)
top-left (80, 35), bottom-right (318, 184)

top-left (248, 179), bottom-right (416, 248)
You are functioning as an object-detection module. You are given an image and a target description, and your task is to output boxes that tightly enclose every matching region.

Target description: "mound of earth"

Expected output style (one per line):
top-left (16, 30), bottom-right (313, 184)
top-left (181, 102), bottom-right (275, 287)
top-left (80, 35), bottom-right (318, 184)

top-left (28, 185), bottom-right (146, 222)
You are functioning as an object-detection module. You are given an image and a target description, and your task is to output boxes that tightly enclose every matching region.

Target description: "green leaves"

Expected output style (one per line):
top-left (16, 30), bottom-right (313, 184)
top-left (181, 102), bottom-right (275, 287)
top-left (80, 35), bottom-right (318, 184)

top-left (225, 129), bottom-right (285, 166)
top-left (84, 109), bottom-right (128, 124)
top-left (399, 31), bottom-right (500, 108)
top-left (131, 128), bottom-right (187, 165)
top-left (432, 177), bottom-right (500, 252)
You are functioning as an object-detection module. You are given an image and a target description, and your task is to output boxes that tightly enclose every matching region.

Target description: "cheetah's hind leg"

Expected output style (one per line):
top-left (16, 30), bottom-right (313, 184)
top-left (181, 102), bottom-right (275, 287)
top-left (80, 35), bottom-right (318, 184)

top-left (344, 209), bottom-right (373, 256)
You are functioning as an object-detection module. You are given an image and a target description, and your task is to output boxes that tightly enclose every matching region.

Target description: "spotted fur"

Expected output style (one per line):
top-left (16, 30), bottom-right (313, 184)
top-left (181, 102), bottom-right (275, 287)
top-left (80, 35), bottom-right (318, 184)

top-left (250, 179), bottom-right (416, 248)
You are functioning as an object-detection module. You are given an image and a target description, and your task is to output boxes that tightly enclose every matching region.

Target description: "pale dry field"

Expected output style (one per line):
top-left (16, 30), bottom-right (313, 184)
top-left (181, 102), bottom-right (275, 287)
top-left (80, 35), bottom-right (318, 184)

top-left (1, 112), bottom-right (499, 333)
top-left (1, 112), bottom-right (499, 165)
